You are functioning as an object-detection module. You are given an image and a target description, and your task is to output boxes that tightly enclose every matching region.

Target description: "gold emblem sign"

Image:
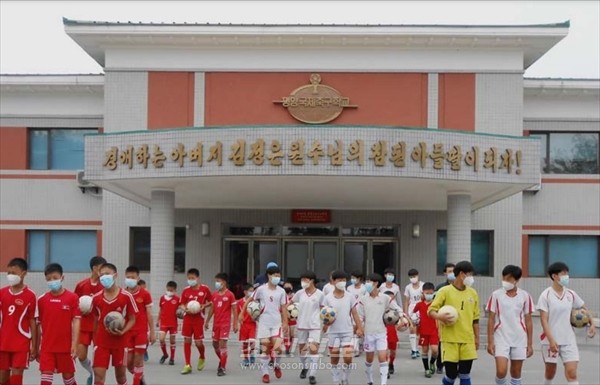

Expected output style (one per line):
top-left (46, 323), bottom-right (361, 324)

top-left (274, 74), bottom-right (358, 124)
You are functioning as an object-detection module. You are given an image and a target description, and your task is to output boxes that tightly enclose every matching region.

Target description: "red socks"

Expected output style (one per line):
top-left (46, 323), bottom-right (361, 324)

top-left (184, 341), bottom-right (192, 365)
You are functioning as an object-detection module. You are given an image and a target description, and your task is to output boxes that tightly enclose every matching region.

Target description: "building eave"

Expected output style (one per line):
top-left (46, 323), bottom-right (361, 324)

top-left (524, 78), bottom-right (600, 96)
top-left (0, 74), bottom-right (104, 93)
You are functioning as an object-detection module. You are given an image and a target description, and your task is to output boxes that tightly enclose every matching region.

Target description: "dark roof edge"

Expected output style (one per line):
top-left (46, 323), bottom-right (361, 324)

top-left (62, 17), bottom-right (570, 29)
top-left (0, 73), bottom-right (104, 77)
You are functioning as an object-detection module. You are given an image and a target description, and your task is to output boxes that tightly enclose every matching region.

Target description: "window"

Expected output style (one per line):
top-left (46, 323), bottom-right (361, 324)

top-left (531, 132), bottom-right (599, 174)
top-left (28, 230), bottom-right (97, 272)
top-left (130, 227), bottom-right (186, 272)
top-left (29, 128), bottom-right (96, 170)
top-left (528, 235), bottom-right (599, 278)
top-left (437, 230), bottom-right (494, 276)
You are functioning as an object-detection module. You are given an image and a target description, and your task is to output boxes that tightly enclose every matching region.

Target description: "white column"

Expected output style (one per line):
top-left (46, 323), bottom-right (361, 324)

top-left (150, 189), bottom-right (175, 305)
top-left (447, 192), bottom-right (471, 264)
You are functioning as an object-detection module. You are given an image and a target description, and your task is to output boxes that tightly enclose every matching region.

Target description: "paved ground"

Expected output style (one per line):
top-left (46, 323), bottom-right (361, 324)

top-left (23, 324), bottom-right (600, 384)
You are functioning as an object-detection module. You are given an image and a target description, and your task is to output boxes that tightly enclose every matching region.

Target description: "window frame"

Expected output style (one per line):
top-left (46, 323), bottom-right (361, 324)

top-left (27, 230), bottom-right (97, 272)
top-left (528, 234), bottom-right (600, 278)
top-left (436, 229), bottom-right (495, 276)
top-left (129, 226), bottom-right (187, 273)
top-left (28, 128), bottom-right (97, 170)
top-left (530, 131), bottom-right (600, 175)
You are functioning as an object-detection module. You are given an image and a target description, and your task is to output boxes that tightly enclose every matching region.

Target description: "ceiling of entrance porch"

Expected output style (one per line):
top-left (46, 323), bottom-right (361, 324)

top-left (96, 175), bottom-right (531, 211)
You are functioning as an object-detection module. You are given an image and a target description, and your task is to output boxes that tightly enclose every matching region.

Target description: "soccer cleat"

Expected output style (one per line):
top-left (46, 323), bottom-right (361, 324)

top-left (181, 364), bottom-right (192, 374)
top-left (169, 358), bottom-right (175, 366)
top-left (309, 375), bottom-right (317, 385)
top-left (197, 358), bottom-right (205, 371)
top-left (389, 363), bottom-right (394, 374)
top-left (274, 366), bottom-right (282, 379)
top-left (144, 351), bottom-right (149, 362)
top-left (300, 369), bottom-right (308, 379)
top-left (425, 369), bottom-right (433, 378)
top-left (416, 350), bottom-right (421, 358)
top-left (262, 374), bottom-right (270, 383)
top-left (242, 358), bottom-right (250, 367)
top-left (160, 354), bottom-right (168, 364)
top-left (217, 367), bottom-right (226, 376)
top-left (411, 350), bottom-right (418, 359)
top-left (250, 356), bottom-right (256, 364)
top-left (436, 367), bottom-right (443, 374)
top-left (140, 378), bottom-right (146, 385)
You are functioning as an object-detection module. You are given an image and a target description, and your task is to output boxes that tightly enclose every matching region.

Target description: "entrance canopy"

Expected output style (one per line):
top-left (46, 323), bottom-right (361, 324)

top-left (84, 125), bottom-right (541, 211)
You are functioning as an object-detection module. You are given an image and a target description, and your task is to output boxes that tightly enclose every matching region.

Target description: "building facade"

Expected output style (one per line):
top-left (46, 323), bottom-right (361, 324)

top-left (1, 20), bottom-right (598, 311)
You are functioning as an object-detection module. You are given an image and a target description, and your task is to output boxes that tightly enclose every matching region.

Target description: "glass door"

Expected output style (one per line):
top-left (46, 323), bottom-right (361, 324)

top-left (253, 240), bottom-right (278, 284)
top-left (283, 241), bottom-right (309, 288)
top-left (223, 240), bottom-right (250, 299)
top-left (312, 241), bottom-right (338, 286)
top-left (372, 241), bottom-right (396, 277)
top-left (343, 241), bottom-right (368, 276)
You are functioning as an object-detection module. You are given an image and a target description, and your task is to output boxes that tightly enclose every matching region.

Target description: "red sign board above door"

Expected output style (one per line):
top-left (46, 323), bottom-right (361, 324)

top-left (291, 209), bottom-right (332, 224)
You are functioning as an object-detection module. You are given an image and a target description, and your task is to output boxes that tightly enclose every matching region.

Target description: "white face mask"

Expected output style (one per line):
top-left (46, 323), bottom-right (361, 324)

top-left (335, 281), bottom-right (347, 291)
top-left (300, 281), bottom-right (310, 290)
top-left (410, 277), bottom-right (418, 284)
top-left (464, 275), bottom-right (475, 287)
top-left (502, 281), bottom-right (515, 291)
top-left (165, 291), bottom-right (174, 297)
top-left (7, 274), bottom-right (21, 286)
top-left (246, 291), bottom-right (254, 298)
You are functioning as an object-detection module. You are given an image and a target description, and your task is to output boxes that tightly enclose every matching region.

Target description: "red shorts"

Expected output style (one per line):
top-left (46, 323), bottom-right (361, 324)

top-left (78, 331), bottom-right (95, 346)
top-left (212, 324), bottom-right (231, 341)
top-left (93, 346), bottom-right (125, 368)
top-left (239, 324), bottom-right (256, 342)
top-left (182, 318), bottom-right (204, 340)
top-left (419, 334), bottom-right (440, 347)
top-left (160, 325), bottom-right (178, 335)
top-left (39, 351), bottom-right (75, 373)
top-left (387, 336), bottom-right (399, 350)
top-left (125, 331), bottom-right (148, 353)
top-left (0, 351), bottom-right (29, 370)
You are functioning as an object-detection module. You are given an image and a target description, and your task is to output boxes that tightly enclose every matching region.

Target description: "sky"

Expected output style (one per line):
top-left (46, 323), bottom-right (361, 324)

top-left (1, 0), bottom-right (599, 78)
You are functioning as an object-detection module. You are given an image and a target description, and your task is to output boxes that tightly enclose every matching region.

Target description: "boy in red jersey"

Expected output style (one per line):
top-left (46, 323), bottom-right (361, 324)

top-left (123, 266), bottom-right (155, 385)
top-left (35, 263), bottom-right (81, 385)
top-left (157, 281), bottom-right (179, 366)
top-left (205, 273), bottom-right (238, 376)
top-left (179, 268), bottom-right (212, 375)
top-left (237, 284), bottom-right (257, 366)
top-left (91, 263), bottom-right (139, 385)
top-left (74, 256), bottom-right (106, 385)
top-left (383, 291), bottom-right (400, 379)
top-left (0, 258), bottom-right (38, 385)
top-left (413, 282), bottom-right (439, 378)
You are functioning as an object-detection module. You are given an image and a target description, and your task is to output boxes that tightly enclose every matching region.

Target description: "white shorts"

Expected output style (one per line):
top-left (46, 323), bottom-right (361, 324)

top-left (495, 344), bottom-right (527, 360)
top-left (296, 329), bottom-right (321, 345)
top-left (257, 324), bottom-right (282, 340)
top-left (541, 343), bottom-right (579, 364)
top-left (363, 332), bottom-right (388, 352)
top-left (327, 332), bottom-right (354, 349)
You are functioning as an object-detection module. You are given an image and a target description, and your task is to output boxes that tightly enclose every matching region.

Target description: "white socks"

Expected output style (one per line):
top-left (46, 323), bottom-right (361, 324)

top-left (379, 362), bottom-right (389, 385)
top-left (495, 377), bottom-right (508, 385)
top-left (409, 334), bottom-right (417, 351)
top-left (308, 355), bottom-right (319, 377)
top-left (80, 358), bottom-right (93, 375)
top-left (365, 361), bottom-right (374, 383)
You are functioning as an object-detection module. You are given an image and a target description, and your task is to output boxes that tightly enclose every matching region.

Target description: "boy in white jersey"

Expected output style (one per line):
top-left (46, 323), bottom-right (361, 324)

top-left (381, 268), bottom-right (402, 307)
top-left (486, 265), bottom-right (534, 385)
top-left (537, 262), bottom-right (596, 385)
top-left (322, 270), bottom-right (336, 296)
top-left (251, 266), bottom-right (289, 384)
top-left (347, 270), bottom-right (366, 358)
top-left (404, 268), bottom-right (424, 359)
top-left (323, 270), bottom-right (364, 385)
top-left (291, 271), bottom-right (324, 385)
top-left (359, 273), bottom-right (408, 385)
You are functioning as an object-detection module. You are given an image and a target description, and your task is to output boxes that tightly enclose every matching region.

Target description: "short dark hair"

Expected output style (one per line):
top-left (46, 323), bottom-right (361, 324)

top-left (166, 281), bottom-right (177, 289)
top-left (547, 262), bottom-right (569, 278)
top-left (89, 256), bottom-right (107, 270)
top-left (138, 279), bottom-right (146, 285)
top-left (100, 262), bottom-right (117, 273)
top-left (454, 260), bottom-right (475, 276)
top-left (266, 266), bottom-right (281, 275)
top-left (367, 273), bottom-right (383, 285)
top-left (44, 263), bottom-right (63, 276)
top-left (8, 257), bottom-right (28, 271)
top-left (383, 268), bottom-right (395, 275)
top-left (422, 282), bottom-right (435, 291)
top-left (215, 272), bottom-right (228, 281)
top-left (243, 283), bottom-right (253, 291)
top-left (383, 290), bottom-right (394, 296)
top-left (331, 270), bottom-right (348, 280)
top-left (408, 268), bottom-right (419, 276)
top-left (125, 265), bottom-right (140, 275)
top-left (187, 268), bottom-right (200, 277)
top-left (444, 263), bottom-right (455, 272)
top-left (350, 270), bottom-right (364, 280)
top-left (502, 265), bottom-right (522, 280)
top-left (300, 271), bottom-right (317, 281)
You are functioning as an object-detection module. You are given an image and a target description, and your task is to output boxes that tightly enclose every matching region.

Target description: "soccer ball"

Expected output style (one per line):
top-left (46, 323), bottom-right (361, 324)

top-left (438, 305), bottom-right (459, 325)
top-left (78, 295), bottom-right (93, 314)
top-left (383, 309), bottom-right (400, 326)
top-left (320, 306), bottom-right (336, 325)
top-left (176, 307), bottom-right (186, 320)
top-left (246, 301), bottom-right (263, 321)
top-left (570, 308), bottom-right (590, 328)
top-left (410, 311), bottom-right (420, 326)
top-left (104, 311), bottom-right (125, 332)
top-left (287, 303), bottom-right (299, 321)
top-left (187, 300), bottom-right (201, 314)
